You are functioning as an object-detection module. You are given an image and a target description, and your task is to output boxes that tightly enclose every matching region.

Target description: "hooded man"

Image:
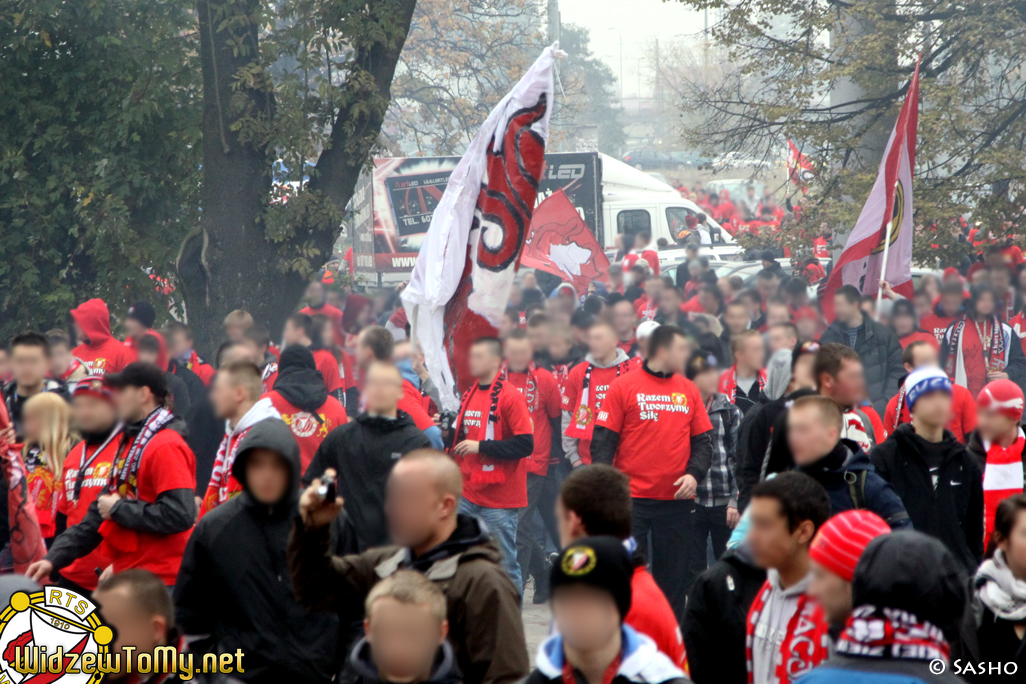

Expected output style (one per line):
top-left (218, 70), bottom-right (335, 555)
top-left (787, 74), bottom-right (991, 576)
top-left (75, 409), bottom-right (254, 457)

top-left (70, 299), bottom-right (133, 375)
top-left (789, 395), bottom-right (910, 529)
top-left (561, 320), bottom-right (633, 467)
top-left (304, 361), bottom-right (432, 552)
top-left (199, 361), bottom-right (282, 516)
top-left (799, 531), bottom-right (967, 684)
top-left (265, 345), bottom-right (348, 474)
top-left (870, 366), bottom-right (985, 574)
top-left (175, 419), bottom-right (340, 684)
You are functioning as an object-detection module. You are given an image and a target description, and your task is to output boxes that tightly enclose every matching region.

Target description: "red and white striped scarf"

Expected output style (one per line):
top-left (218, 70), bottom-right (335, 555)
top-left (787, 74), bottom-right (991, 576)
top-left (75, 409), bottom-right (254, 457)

top-left (452, 378), bottom-right (507, 484)
top-left (200, 398), bottom-right (281, 515)
top-left (745, 580), bottom-right (829, 684)
top-left (565, 360), bottom-right (631, 440)
top-left (499, 362), bottom-right (539, 413)
top-left (983, 428), bottom-right (1026, 542)
top-left (719, 366), bottom-right (767, 405)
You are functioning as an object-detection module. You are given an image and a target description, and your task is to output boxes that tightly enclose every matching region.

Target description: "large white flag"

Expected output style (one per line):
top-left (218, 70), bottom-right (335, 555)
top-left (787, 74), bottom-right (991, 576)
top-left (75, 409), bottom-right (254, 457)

top-left (821, 59), bottom-right (920, 321)
top-left (402, 45), bottom-right (558, 410)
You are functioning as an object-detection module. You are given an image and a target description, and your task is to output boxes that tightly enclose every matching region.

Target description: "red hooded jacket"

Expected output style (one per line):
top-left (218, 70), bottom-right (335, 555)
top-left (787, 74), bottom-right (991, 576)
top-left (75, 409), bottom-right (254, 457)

top-left (70, 299), bottom-right (133, 375)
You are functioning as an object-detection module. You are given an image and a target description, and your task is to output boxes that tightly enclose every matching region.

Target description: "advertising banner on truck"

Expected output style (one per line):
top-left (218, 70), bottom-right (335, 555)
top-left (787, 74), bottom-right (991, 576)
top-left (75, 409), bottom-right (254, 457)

top-left (353, 153), bottom-right (602, 275)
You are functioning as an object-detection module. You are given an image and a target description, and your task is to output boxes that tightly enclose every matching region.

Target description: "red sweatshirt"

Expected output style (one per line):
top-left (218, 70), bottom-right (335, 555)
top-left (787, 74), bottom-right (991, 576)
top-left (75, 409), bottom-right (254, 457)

top-left (301, 303), bottom-right (346, 346)
top-left (920, 312), bottom-right (958, 344)
top-left (399, 380), bottom-right (436, 432)
top-left (504, 367), bottom-right (562, 476)
top-left (561, 358), bottom-right (633, 465)
top-left (266, 391), bottom-right (347, 474)
top-left (70, 299), bottom-right (133, 375)
top-left (56, 435), bottom-right (118, 590)
top-left (312, 349), bottom-right (345, 394)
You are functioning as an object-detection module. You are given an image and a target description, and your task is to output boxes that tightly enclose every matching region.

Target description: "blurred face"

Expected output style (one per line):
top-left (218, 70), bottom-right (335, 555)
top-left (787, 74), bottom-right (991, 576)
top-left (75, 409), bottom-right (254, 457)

top-left (72, 394), bottom-right (117, 434)
top-left (211, 372), bottom-right (247, 420)
top-left (522, 273), bottom-right (537, 290)
top-left (907, 344), bottom-right (939, 372)
top-left (787, 405), bottom-right (839, 466)
top-left (940, 292), bottom-right (964, 318)
top-left (975, 292), bottom-right (997, 318)
top-left (736, 335), bottom-right (765, 371)
top-left (808, 563), bottom-right (853, 626)
top-left (658, 289), bottom-right (682, 316)
top-left (611, 302), bottom-right (636, 337)
top-left (165, 331), bottom-right (189, 358)
top-left (892, 313), bottom-right (915, 337)
top-left (725, 304), bottom-right (749, 334)
top-left (644, 278), bottom-right (663, 300)
top-left (49, 342), bottom-right (72, 376)
top-left (796, 317), bottom-right (819, 342)
top-left (718, 277), bottom-right (735, 301)
top-left (225, 324), bottom-right (247, 343)
top-left (693, 369), bottom-right (719, 397)
top-left (498, 313), bottom-right (518, 339)
top-left (698, 290), bottom-right (719, 313)
top-left (503, 338), bottom-right (533, 372)
top-left (768, 327), bottom-right (797, 354)
top-left (365, 365), bottom-right (404, 415)
top-left (756, 276), bottom-right (778, 302)
top-left (124, 319), bottom-right (147, 341)
top-left (911, 390), bottom-right (952, 428)
top-left (992, 270), bottom-right (1012, 294)
top-left (588, 325), bottom-right (619, 361)
top-left (551, 585), bottom-right (621, 653)
top-left (766, 304), bottom-right (790, 327)
top-left (976, 408), bottom-right (1020, 443)
top-left (241, 339), bottom-right (264, 364)
top-left (365, 598), bottom-right (447, 684)
top-left (11, 344), bottom-right (48, 388)
top-left (914, 294), bottom-right (932, 319)
top-left (114, 386), bottom-right (152, 423)
top-left (304, 281), bottom-right (325, 306)
top-left (860, 299), bottom-right (876, 319)
top-left (792, 355), bottom-right (816, 389)
top-left (244, 449), bottom-right (291, 505)
top-left (469, 342), bottom-right (501, 379)
top-left (833, 294), bottom-right (860, 324)
top-left (220, 343), bottom-right (251, 367)
top-left (94, 586), bottom-right (165, 676)
top-left (282, 320), bottom-right (304, 346)
top-left (654, 333), bottom-right (689, 373)
top-left (385, 460), bottom-right (456, 548)
top-left (998, 511), bottom-right (1026, 579)
top-left (971, 269), bottom-right (990, 287)
top-left (136, 347), bottom-right (159, 366)
top-left (820, 358), bottom-right (866, 407)
top-left (549, 334), bottom-right (572, 361)
top-left (527, 324), bottom-right (550, 353)
top-left (356, 329), bottom-right (377, 368)
top-left (746, 496), bottom-right (810, 570)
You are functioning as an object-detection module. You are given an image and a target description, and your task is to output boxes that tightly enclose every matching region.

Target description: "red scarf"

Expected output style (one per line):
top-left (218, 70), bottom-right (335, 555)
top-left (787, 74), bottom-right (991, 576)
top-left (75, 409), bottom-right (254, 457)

top-left (719, 366), bottom-right (767, 404)
top-left (59, 358), bottom-right (82, 382)
top-left (746, 580), bottom-right (829, 684)
top-left (835, 604), bottom-right (950, 662)
top-left (452, 378), bottom-right (507, 485)
top-left (983, 429), bottom-right (1026, 541)
top-left (565, 361), bottom-right (631, 440)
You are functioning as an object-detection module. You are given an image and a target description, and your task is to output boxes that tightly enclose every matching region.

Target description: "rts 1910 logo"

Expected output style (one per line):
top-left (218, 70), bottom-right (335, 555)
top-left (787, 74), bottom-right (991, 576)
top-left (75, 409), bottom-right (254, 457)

top-left (0, 588), bottom-right (113, 683)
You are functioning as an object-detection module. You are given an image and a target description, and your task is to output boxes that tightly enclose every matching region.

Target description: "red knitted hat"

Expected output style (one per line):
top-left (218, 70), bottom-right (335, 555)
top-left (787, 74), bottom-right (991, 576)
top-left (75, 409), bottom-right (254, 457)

top-left (978, 379), bottom-right (1025, 422)
top-left (809, 510), bottom-right (890, 582)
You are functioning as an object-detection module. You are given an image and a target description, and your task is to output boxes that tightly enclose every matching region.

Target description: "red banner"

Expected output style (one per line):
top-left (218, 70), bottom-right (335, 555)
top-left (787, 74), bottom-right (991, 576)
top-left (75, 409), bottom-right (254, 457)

top-left (522, 190), bottom-right (609, 295)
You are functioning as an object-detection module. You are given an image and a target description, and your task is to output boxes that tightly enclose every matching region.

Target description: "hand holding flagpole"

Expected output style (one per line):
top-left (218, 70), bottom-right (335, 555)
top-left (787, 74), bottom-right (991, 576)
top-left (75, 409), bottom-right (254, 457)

top-left (875, 220), bottom-right (893, 321)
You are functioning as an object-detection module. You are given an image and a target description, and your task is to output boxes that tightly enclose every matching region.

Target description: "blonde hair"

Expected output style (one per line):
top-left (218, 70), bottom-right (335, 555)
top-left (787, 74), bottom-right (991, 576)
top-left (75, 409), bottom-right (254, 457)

top-left (22, 393), bottom-right (74, 474)
top-left (365, 570), bottom-right (446, 623)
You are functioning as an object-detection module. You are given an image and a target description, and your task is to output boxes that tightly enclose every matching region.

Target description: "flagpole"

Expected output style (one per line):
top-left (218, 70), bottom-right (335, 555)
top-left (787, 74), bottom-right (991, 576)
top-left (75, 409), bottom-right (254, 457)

top-left (875, 220), bottom-right (893, 322)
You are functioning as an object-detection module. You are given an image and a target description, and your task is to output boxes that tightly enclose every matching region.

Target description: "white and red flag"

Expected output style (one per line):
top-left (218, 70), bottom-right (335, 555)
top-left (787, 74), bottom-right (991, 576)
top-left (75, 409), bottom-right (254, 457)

top-left (820, 59), bottom-right (921, 321)
top-left (787, 140), bottom-right (815, 194)
top-left (522, 189), bottom-right (609, 296)
top-left (402, 45), bottom-right (558, 410)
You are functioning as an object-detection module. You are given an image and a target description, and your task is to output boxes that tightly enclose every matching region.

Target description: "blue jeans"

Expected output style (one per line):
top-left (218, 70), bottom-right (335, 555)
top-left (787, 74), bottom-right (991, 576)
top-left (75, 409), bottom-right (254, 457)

top-left (459, 499), bottom-right (523, 593)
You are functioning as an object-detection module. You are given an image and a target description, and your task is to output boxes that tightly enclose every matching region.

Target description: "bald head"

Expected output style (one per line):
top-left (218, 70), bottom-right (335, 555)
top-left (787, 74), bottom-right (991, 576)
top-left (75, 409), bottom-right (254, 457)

top-left (386, 450), bottom-right (463, 549)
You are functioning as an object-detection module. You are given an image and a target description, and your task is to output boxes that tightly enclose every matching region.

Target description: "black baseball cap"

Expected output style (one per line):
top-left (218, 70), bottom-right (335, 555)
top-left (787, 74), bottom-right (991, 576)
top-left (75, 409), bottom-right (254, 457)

top-left (550, 536), bottom-right (633, 622)
top-left (126, 301), bottom-right (156, 329)
top-left (686, 350), bottom-right (721, 380)
top-left (105, 362), bottom-right (168, 402)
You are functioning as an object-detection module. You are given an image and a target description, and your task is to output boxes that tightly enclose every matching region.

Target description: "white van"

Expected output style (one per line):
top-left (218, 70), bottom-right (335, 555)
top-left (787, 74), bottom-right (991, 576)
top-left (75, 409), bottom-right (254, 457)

top-left (597, 154), bottom-right (740, 261)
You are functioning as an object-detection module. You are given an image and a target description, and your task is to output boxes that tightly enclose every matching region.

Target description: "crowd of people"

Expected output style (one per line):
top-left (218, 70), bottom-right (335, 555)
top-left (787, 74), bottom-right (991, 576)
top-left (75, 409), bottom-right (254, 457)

top-left (3, 233), bottom-right (1026, 684)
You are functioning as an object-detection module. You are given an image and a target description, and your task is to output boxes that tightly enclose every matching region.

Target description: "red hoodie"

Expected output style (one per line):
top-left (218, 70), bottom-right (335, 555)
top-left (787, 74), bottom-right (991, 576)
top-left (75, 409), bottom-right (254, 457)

top-left (70, 299), bottom-right (133, 375)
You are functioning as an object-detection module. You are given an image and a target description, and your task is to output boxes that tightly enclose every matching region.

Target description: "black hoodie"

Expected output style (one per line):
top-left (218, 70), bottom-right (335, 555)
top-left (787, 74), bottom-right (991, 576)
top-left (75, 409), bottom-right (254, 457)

top-left (274, 346), bottom-right (328, 415)
top-left (870, 423), bottom-right (985, 574)
top-left (174, 419), bottom-right (340, 684)
top-left (304, 411), bottom-right (432, 552)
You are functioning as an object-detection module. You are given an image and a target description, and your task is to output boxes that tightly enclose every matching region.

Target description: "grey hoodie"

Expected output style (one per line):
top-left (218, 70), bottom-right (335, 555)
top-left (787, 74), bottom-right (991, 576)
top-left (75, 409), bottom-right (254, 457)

top-left (561, 348), bottom-right (632, 465)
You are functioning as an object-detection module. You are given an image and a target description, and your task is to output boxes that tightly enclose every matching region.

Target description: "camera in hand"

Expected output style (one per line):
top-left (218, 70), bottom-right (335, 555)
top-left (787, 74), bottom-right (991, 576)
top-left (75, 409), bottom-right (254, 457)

top-left (317, 476), bottom-right (338, 503)
top-left (438, 409), bottom-right (459, 433)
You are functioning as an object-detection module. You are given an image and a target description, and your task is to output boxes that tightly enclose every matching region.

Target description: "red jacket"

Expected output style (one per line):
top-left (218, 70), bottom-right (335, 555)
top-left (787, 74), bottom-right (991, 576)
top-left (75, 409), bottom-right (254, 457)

top-left (628, 566), bottom-right (685, 668)
top-left (70, 299), bottom-right (133, 375)
top-left (883, 382), bottom-right (977, 442)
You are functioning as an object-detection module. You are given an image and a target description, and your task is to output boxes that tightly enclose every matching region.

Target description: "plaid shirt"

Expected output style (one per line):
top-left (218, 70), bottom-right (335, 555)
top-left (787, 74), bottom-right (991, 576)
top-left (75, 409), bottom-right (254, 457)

top-left (696, 392), bottom-right (741, 507)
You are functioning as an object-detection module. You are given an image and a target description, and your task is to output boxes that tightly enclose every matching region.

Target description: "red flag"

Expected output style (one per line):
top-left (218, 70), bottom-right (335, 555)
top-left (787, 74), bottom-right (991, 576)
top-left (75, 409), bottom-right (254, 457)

top-left (787, 140), bottom-right (815, 194)
top-left (820, 59), bottom-right (920, 321)
top-left (1, 447), bottom-right (47, 575)
top-left (522, 190), bottom-right (609, 295)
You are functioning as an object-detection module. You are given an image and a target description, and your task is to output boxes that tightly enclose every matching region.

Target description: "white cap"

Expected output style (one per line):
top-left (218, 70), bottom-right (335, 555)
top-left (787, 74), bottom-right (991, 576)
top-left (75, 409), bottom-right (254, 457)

top-left (636, 320), bottom-right (660, 340)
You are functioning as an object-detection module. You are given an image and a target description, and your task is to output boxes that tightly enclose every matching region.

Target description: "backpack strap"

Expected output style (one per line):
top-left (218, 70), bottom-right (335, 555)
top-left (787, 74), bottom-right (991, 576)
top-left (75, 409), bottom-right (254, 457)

top-left (844, 470), bottom-right (868, 510)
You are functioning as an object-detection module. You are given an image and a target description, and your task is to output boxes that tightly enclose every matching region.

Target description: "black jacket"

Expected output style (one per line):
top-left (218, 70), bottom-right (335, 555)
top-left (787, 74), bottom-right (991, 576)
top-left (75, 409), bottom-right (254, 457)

top-left (681, 543), bottom-right (766, 684)
top-left (170, 359), bottom-right (207, 408)
top-left (820, 316), bottom-right (904, 416)
top-left (305, 411), bottom-right (432, 552)
top-left (174, 419), bottom-right (340, 684)
top-left (349, 638), bottom-right (461, 684)
top-left (869, 423), bottom-right (985, 574)
top-left (185, 392), bottom-right (222, 496)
